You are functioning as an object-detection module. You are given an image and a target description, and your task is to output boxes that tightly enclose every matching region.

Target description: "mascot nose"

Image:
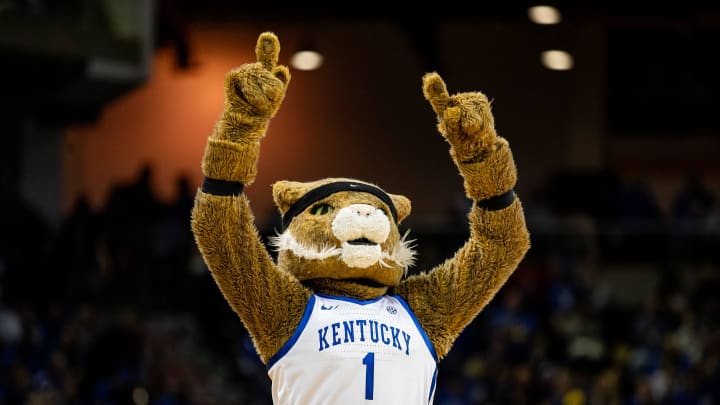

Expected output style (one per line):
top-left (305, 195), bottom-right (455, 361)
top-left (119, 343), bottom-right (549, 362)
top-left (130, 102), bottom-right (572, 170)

top-left (332, 204), bottom-right (391, 244)
top-left (352, 205), bottom-right (377, 217)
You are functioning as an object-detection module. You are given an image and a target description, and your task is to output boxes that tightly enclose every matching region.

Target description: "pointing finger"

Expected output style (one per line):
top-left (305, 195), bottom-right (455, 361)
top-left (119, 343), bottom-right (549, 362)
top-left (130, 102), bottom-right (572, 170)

top-left (256, 32), bottom-right (280, 70)
top-left (422, 72), bottom-right (451, 115)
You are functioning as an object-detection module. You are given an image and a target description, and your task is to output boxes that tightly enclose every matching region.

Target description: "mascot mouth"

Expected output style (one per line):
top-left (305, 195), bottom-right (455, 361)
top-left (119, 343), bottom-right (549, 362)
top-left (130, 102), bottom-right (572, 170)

top-left (269, 231), bottom-right (417, 271)
top-left (347, 238), bottom-right (377, 246)
top-left (340, 241), bottom-right (382, 268)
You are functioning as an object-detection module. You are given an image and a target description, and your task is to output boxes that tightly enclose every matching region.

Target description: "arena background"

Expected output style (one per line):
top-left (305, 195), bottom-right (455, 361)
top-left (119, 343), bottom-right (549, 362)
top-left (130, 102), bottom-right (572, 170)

top-left (1, 1), bottom-right (718, 404)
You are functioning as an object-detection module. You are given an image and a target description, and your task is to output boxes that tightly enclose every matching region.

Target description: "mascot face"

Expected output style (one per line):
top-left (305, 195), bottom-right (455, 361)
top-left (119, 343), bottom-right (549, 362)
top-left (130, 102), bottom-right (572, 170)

top-left (270, 178), bottom-right (415, 298)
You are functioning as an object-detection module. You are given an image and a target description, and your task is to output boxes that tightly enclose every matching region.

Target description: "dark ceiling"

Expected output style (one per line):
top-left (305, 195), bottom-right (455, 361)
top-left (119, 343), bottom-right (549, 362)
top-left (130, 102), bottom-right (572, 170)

top-left (168, 0), bottom-right (720, 20)
top-left (1, 0), bottom-right (719, 130)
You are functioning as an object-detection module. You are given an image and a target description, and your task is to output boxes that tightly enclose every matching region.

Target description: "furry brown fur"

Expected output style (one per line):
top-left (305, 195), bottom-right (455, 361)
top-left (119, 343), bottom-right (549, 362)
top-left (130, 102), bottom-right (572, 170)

top-left (191, 31), bottom-right (530, 393)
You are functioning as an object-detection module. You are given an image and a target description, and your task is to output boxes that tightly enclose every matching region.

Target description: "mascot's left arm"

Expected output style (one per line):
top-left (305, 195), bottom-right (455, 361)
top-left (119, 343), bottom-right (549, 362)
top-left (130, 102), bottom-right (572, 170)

top-left (394, 73), bottom-right (531, 359)
top-left (190, 33), bottom-right (309, 364)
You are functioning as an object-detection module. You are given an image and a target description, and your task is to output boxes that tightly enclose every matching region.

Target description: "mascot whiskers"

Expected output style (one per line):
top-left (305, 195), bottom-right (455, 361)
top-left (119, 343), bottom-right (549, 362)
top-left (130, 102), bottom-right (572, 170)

top-left (191, 32), bottom-right (530, 404)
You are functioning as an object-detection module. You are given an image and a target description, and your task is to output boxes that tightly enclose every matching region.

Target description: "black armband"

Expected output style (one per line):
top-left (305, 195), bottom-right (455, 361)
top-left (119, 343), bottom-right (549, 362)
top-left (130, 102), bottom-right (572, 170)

top-left (476, 189), bottom-right (516, 211)
top-left (202, 177), bottom-right (244, 196)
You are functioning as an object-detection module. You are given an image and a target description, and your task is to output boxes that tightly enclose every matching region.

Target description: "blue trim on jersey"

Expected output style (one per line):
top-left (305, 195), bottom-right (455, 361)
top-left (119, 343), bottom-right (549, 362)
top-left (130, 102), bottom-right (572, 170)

top-left (266, 294), bottom-right (316, 370)
top-left (393, 295), bottom-right (439, 362)
top-left (428, 365), bottom-right (438, 403)
top-left (315, 292), bottom-right (385, 305)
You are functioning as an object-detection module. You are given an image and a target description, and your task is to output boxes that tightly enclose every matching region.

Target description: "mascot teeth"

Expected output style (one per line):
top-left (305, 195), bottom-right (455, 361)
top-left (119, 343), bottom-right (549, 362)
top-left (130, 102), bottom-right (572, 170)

top-left (340, 242), bottom-right (383, 268)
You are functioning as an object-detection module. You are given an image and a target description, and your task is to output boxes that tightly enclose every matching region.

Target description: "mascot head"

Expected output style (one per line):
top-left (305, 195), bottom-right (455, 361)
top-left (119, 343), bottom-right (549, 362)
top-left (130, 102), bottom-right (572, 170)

top-left (270, 178), bottom-right (415, 299)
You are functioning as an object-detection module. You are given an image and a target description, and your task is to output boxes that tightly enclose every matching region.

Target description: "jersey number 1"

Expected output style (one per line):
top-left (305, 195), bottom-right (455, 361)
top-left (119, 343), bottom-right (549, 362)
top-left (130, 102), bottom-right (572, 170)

top-left (362, 352), bottom-right (375, 400)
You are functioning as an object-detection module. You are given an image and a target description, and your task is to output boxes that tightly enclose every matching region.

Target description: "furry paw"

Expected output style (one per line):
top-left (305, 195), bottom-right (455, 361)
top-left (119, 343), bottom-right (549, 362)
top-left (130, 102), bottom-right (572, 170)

top-left (422, 72), bottom-right (497, 162)
top-left (223, 32), bottom-right (291, 119)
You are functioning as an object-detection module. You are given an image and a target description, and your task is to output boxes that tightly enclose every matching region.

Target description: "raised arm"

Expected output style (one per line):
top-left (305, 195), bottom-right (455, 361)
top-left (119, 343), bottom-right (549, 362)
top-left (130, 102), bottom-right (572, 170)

top-left (190, 32), bottom-right (310, 363)
top-left (394, 73), bottom-right (531, 359)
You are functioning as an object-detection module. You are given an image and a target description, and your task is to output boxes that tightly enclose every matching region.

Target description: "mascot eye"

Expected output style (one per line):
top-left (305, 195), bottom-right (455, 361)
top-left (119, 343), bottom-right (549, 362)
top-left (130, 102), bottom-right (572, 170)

top-left (310, 203), bottom-right (334, 215)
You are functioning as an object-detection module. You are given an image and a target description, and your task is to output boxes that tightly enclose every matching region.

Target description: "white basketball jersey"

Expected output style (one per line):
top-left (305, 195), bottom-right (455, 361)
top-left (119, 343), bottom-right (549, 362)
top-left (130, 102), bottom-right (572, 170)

top-left (267, 293), bottom-right (438, 404)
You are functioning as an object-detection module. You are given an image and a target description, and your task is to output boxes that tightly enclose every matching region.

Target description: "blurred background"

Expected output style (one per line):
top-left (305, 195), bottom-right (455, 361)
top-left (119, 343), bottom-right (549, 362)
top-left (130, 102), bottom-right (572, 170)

top-left (1, 0), bottom-right (719, 404)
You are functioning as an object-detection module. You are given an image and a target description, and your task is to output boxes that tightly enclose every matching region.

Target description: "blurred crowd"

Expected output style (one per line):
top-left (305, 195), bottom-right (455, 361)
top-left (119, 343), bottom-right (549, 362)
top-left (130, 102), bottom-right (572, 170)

top-left (0, 166), bottom-right (718, 405)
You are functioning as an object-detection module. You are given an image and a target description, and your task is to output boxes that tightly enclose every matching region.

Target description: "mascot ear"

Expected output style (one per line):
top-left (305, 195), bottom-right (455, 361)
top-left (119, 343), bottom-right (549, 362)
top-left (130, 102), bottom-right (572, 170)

top-left (272, 180), bottom-right (310, 216)
top-left (389, 193), bottom-right (411, 224)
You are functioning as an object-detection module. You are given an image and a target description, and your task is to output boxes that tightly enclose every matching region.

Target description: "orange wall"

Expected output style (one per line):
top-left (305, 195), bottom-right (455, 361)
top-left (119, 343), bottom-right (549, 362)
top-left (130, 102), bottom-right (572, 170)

top-left (63, 25), bottom-right (254, 213)
top-left (62, 22), bottom-right (468, 229)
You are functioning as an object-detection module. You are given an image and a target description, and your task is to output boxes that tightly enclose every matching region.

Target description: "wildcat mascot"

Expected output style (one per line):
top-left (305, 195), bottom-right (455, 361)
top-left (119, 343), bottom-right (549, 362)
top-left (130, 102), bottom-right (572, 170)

top-left (191, 32), bottom-right (530, 404)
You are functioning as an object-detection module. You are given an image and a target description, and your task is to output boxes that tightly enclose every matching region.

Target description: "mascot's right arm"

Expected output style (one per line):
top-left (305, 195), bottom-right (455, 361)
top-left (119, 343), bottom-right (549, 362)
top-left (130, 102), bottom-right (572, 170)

top-left (190, 33), bottom-right (309, 364)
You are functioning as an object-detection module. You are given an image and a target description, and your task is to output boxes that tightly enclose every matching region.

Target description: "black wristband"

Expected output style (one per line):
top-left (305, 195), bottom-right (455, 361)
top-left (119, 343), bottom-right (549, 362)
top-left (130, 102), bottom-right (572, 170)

top-left (477, 189), bottom-right (516, 211)
top-left (202, 177), bottom-right (244, 196)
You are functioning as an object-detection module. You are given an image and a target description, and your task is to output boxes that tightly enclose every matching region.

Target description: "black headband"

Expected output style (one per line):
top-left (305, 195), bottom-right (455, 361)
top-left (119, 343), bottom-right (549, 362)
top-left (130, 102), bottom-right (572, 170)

top-left (281, 181), bottom-right (398, 230)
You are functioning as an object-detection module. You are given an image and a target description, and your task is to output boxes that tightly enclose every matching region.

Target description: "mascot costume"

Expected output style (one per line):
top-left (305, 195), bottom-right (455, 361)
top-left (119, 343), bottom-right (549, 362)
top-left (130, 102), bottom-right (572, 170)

top-left (191, 32), bottom-right (530, 404)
